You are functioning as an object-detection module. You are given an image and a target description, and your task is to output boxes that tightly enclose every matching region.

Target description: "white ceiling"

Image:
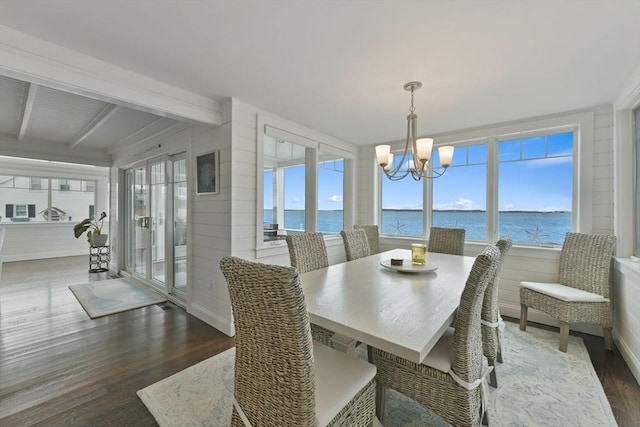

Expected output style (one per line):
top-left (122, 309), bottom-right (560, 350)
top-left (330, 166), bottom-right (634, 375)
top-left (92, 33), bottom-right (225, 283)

top-left (0, 0), bottom-right (639, 149)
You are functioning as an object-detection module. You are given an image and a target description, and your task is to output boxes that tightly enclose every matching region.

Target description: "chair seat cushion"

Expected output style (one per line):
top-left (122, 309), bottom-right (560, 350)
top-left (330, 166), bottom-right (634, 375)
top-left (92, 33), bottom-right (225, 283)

top-left (313, 341), bottom-right (376, 426)
top-left (421, 327), bottom-right (455, 373)
top-left (520, 281), bottom-right (608, 303)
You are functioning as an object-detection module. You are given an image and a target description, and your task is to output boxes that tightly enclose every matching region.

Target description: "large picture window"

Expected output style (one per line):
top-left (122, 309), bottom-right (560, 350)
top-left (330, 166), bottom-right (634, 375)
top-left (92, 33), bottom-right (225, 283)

top-left (378, 114), bottom-right (587, 247)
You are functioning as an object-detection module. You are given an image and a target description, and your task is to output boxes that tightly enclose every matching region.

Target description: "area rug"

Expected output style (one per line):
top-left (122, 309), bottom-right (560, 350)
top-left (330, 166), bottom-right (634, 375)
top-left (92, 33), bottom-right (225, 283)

top-left (69, 278), bottom-right (166, 319)
top-left (137, 322), bottom-right (618, 426)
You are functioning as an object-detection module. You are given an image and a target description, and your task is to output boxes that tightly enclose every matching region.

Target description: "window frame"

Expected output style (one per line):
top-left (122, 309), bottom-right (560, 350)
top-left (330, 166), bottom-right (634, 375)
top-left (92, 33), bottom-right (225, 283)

top-left (255, 114), bottom-right (356, 258)
top-left (377, 111), bottom-right (594, 246)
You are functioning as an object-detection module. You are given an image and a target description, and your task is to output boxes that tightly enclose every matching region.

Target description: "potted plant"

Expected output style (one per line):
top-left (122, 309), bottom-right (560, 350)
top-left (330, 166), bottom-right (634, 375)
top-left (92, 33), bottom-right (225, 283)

top-left (74, 211), bottom-right (108, 246)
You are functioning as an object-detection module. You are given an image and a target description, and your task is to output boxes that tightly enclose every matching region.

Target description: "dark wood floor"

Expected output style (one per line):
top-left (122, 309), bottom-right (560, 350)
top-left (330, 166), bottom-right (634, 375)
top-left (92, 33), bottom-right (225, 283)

top-left (0, 256), bottom-right (234, 426)
top-left (1, 256), bottom-right (638, 426)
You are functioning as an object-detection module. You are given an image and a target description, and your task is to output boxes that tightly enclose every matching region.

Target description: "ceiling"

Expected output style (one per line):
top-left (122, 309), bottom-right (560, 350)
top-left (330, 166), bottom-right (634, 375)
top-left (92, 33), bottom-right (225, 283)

top-left (0, 74), bottom-right (191, 153)
top-left (0, 1), bottom-right (639, 152)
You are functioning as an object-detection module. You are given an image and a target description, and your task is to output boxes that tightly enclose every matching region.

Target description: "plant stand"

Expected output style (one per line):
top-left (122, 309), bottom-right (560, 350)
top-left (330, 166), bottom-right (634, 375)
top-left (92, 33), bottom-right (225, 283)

top-left (89, 246), bottom-right (110, 273)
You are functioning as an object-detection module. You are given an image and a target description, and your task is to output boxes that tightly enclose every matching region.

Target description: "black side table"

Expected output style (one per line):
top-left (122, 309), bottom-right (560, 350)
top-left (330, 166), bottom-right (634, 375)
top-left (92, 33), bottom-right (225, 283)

top-left (89, 246), bottom-right (110, 273)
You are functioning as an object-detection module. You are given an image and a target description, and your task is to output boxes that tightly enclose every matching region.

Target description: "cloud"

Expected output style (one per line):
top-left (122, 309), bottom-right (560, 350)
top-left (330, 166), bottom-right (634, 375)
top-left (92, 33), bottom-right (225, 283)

top-left (328, 194), bottom-right (343, 202)
top-left (434, 197), bottom-right (481, 210)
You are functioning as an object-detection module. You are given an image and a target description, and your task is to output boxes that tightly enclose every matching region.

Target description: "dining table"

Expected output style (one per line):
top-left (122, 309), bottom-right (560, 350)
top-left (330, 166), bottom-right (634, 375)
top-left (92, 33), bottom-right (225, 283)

top-left (299, 248), bottom-right (476, 364)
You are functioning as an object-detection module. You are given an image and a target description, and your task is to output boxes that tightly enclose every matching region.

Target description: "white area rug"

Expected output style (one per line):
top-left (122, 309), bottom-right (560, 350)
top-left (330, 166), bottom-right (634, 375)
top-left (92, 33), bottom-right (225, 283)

top-left (137, 323), bottom-right (617, 426)
top-left (69, 278), bottom-right (166, 319)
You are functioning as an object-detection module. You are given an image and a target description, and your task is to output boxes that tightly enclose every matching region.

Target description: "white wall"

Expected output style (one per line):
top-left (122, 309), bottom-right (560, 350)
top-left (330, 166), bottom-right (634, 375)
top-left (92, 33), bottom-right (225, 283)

top-left (612, 64), bottom-right (640, 384)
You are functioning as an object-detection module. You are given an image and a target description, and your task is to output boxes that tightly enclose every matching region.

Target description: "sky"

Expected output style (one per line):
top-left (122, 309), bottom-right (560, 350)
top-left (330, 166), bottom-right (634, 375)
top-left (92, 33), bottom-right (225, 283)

top-left (265, 132), bottom-right (573, 212)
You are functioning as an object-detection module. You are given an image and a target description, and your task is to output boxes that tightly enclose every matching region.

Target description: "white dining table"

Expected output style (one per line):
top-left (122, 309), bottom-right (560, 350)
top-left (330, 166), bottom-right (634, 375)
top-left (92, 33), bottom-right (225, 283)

top-left (299, 248), bottom-right (476, 364)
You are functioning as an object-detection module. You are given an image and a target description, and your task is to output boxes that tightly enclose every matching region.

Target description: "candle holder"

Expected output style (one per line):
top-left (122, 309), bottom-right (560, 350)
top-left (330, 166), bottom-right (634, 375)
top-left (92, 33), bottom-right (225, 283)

top-left (411, 243), bottom-right (427, 265)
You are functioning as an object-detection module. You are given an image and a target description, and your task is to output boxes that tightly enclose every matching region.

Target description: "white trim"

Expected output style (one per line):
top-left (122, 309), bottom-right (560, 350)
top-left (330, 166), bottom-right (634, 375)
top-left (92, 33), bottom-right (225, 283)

top-left (188, 301), bottom-right (235, 337)
top-left (0, 25), bottom-right (222, 126)
top-left (613, 63), bottom-right (640, 258)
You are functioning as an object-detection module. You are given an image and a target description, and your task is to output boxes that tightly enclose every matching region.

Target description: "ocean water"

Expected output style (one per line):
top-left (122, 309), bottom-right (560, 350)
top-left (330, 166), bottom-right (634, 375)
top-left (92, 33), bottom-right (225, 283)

top-left (264, 210), bottom-right (571, 245)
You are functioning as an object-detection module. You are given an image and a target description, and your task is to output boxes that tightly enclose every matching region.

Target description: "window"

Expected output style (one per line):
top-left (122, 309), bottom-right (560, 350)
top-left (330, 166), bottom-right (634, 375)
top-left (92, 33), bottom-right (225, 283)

top-left (257, 116), bottom-right (355, 251)
top-left (380, 162), bottom-right (424, 237)
top-left (433, 143), bottom-right (487, 241)
top-left (378, 113), bottom-right (589, 247)
top-left (262, 134), bottom-right (308, 240)
top-left (317, 154), bottom-right (344, 234)
top-left (498, 132), bottom-right (573, 245)
top-left (30, 178), bottom-right (43, 190)
top-left (15, 204), bottom-right (27, 217)
top-left (0, 175), bottom-right (97, 224)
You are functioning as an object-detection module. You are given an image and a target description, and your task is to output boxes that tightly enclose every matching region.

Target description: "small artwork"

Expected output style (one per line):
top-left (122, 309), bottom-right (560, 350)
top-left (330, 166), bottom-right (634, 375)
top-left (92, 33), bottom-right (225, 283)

top-left (196, 151), bottom-right (219, 195)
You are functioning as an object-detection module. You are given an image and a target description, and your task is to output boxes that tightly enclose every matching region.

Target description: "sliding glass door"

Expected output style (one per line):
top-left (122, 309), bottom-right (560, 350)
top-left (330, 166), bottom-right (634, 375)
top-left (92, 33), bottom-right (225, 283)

top-left (125, 154), bottom-right (187, 301)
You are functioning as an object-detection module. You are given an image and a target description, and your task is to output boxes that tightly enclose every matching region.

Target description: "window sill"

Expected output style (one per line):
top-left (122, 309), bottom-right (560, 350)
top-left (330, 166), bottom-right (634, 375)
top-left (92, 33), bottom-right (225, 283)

top-left (614, 257), bottom-right (640, 283)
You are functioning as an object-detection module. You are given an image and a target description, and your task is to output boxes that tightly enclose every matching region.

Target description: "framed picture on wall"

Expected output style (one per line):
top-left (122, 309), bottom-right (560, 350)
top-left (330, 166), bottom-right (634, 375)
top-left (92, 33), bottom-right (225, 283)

top-left (196, 151), bottom-right (219, 195)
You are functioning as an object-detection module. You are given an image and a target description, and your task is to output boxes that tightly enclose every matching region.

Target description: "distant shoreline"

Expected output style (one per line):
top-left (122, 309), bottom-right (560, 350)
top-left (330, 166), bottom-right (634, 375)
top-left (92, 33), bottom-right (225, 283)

top-left (276, 209), bottom-right (571, 214)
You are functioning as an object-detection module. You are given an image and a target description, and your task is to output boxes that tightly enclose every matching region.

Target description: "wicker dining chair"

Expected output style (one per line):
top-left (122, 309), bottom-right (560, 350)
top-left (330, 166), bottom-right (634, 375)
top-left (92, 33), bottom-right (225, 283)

top-left (481, 237), bottom-right (513, 388)
top-left (340, 229), bottom-right (371, 261)
top-left (220, 256), bottom-right (377, 427)
top-left (372, 245), bottom-right (501, 427)
top-left (428, 227), bottom-right (466, 255)
top-left (354, 224), bottom-right (380, 254)
top-left (520, 232), bottom-right (616, 352)
top-left (285, 232), bottom-right (335, 347)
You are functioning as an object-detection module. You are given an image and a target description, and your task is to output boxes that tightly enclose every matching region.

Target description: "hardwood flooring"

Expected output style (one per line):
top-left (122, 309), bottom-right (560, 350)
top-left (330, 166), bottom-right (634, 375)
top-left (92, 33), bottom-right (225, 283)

top-left (0, 256), bottom-right (234, 426)
top-left (1, 256), bottom-right (639, 426)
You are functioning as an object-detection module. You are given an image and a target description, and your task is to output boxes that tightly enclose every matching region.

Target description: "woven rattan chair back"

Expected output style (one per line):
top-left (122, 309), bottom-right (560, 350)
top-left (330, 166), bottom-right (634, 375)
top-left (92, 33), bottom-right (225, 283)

top-left (220, 256), bottom-right (316, 426)
top-left (481, 237), bottom-right (513, 387)
top-left (558, 232), bottom-right (616, 296)
top-left (451, 245), bottom-right (501, 384)
top-left (372, 245), bottom-right (500, 426)
top-left (286, 232), bottom-right (329, 273)
top-left (354, 224), bottom-right (380, 254)
top-left (428, 227), bottom-right (466, 255)
top-left (340, 229), bottom-right (371, 261)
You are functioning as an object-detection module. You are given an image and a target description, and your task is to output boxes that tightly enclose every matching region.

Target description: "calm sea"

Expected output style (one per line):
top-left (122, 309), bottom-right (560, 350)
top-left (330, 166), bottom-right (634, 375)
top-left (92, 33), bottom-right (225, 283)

top-left (264, 210), bottom-right (571, 245)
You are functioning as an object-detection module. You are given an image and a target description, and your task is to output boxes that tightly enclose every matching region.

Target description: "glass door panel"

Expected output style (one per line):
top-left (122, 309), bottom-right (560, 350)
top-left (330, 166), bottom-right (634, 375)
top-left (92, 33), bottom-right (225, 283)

top-left (151, 161), bottom-right (166, 283)
top-left (133, 166), bottom-right (149, 276)
top-left (173, 157), bottom-right (188, 293)
top-left (124, 154), bottom-right (187, 303)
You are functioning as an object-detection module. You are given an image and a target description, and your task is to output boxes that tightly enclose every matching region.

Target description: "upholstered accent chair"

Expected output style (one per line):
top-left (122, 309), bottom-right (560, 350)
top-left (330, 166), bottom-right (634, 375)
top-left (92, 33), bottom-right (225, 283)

top-left (520, 232), bottom-right (616, 352)
top-left (354, 224), bottom-right (380, 254)
top-left (220, 256), bottom-right (377, 426)
top-left (482, 237), bottom-right (513, 388)
top-left (428, 227), bottom-right (466, 255)
top-left (372, 245), bottom-right (501, 427)
top-left (340, 229), bottom-right (371, 261)
top-left (285, 232), bottom-right (335, 347)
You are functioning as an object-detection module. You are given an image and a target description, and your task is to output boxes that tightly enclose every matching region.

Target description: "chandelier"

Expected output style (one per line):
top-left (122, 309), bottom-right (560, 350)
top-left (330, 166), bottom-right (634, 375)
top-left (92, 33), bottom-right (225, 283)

top-left (375, 81), bottom-right (454, 181)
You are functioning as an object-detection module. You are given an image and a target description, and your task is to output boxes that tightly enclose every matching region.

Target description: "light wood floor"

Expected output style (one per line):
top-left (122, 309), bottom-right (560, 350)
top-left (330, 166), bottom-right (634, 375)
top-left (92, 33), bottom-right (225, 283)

top-left (1, 256), bottom-right (638, 426)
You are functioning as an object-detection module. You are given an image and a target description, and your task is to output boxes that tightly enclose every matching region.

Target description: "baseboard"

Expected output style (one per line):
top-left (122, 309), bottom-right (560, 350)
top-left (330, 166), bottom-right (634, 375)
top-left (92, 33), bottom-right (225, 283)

top-left (614, 330), bottom-right (640, 385)
top-left (188, 301), bottom-right (235, 337)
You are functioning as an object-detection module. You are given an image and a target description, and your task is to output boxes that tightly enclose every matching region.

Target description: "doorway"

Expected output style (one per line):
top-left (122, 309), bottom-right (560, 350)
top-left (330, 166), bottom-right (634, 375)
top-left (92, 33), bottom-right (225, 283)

top-left (124, 154), bottom-right (187, 302)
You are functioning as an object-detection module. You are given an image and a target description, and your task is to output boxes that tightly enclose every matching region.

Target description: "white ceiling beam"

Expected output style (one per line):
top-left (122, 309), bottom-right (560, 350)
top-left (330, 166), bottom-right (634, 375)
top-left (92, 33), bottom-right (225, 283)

top-left (17, 82), bottom-right (37, 140)
top-left (0, 26), bottom-right (222, 126)
top-left (69, 104), bottom-right (120, 148)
